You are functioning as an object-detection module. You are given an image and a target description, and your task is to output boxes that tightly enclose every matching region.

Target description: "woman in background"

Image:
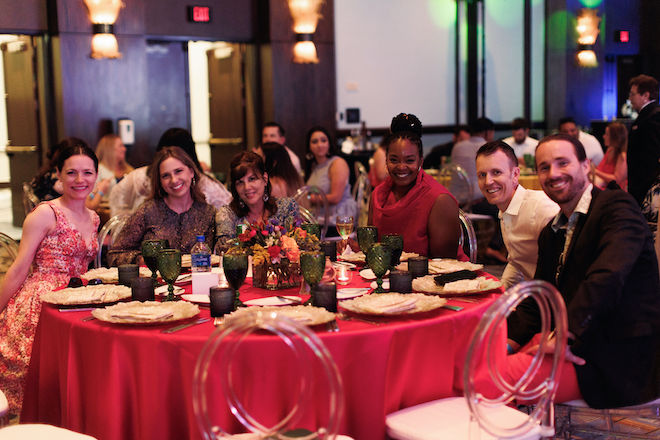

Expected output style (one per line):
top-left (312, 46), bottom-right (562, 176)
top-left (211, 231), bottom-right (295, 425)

top-left (86, 134), bottom-right (134, 213)
top-left (369, 113), bottom-right (462, 258)
top-left (593, 122), bottom-right (628, 190)
top-left (108, 146), bottom-right (216, 266)
top-left (304, 126), bottom-right (356, 236)
top-left (0, 143), bottom-right (100, 413)
top-left (261, 141), bottom-right (303, 198)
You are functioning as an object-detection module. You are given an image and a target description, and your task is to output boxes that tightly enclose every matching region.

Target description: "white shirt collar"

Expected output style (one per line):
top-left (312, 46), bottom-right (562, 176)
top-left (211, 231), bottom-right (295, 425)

top-left (499, 184), bottom-right (526, 218)
top-left (551, 183), bottom-right (593, 231)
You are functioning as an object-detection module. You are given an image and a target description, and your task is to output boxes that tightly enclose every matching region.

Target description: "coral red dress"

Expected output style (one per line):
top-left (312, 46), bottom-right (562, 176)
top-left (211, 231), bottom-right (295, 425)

top-left (0, 201), bottom-right (98, 413)
top-left (371, 170), bottom-right (467, 259)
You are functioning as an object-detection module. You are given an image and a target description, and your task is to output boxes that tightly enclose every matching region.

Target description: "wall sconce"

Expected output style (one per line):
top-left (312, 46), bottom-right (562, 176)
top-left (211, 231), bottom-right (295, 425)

top-left (576, 8), bottom-right (600, 67)
top-left (288, 0), bottom-right (324, 63)
top-left (83, 0), bottom-right (124, 59)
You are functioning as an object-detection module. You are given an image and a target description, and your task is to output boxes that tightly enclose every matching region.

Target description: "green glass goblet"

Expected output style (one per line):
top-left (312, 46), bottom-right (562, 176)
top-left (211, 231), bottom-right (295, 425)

top-left (301, 223), bottom-right (322, 240)
top-left (141, 239), bottom-right (167, 285)
top-left (157, 249), bottom-right (181, 301)
top-left (223, 251), bottom-right (248, 308)
top-left (382, 233), bottom-right (404, 268)
top-left (357, 226), bottom-right (378, 254)
top-left (300, 251), bottom-right (325, 299)
top-left (367, 243), bottom-right (392, 294)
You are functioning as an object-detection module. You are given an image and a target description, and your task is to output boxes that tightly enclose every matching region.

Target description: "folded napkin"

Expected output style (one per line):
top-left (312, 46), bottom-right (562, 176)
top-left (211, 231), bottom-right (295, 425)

top-left (111, 311), bottom-right (174, 321)
top-left (380, 298), bottom-right (418, 313)
top-left (340, 246), bottom-right (365, 260)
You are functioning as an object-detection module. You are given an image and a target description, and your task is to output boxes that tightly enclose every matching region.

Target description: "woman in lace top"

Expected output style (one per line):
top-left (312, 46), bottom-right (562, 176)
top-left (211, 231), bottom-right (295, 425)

top-left (216, 152), bottom-right (299, 246)
top-left (108, 147), bottom-right (216, 266)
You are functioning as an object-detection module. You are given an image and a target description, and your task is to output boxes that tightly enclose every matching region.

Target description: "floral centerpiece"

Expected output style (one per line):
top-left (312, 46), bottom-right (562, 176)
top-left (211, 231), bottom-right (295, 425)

top-left (232, 217), bottom-right (320, 290)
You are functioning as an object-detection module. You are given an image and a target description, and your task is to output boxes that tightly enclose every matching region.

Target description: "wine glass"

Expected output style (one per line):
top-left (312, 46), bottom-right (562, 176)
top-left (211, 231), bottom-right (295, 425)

top-left (300, 251), bottom-right (325, 298)
top-left (357, 226), bottom-right (378, 254)
top-left (335, 215), bottom-right (354, 251)
top-left (142, 239), bottom-right (167, 285)
top-left (223, 251), bottom-right (248, 308)
top-left (382, 233), bottom-right (404, 268)
top-left (367, 243), bottom-right (391, 293)
top-left (157, 249), bottom-right (182, 301)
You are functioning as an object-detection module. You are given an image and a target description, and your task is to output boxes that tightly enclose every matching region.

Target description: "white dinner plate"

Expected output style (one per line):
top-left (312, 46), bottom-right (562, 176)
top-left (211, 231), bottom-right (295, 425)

top-left (180, 294), bottom-right (211, 305)
top-left (370, 280), bottom-right (390, 290)
top-left (333, 261), bottom-right (356, 270)
top-left (174, 274), bottom-right (192, 284)
top-left (154, 285), bottom-right (185, 296)
top-left (244, 296), bottom-right (302, 306)
top-left (337, 287), bottom-right (370, 300)
top-left (359, 268), bottom-right (390, 280)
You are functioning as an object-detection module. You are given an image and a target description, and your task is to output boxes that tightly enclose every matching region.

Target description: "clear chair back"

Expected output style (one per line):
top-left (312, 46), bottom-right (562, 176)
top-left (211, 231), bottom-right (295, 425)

top-left (22, 182), bottom-right (39, 215)
top-left (193, 312), bottom-right (344, 439)
top-left (95, 214), bottom-right (128, 268)
top-left (352, 162), bottom-right (371, 227)
top-left (464, 280), bottom-right (568, 438)
top-left (440, 164), bottom-right (474, 209)
top-left (458, 209), bottom-right (477, 263)
top-left (294, 185), bottom-right (329, 239)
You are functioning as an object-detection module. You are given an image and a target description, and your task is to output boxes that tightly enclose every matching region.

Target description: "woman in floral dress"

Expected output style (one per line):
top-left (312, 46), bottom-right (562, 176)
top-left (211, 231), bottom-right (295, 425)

top-left (0, 142), bottom-right (100, 414)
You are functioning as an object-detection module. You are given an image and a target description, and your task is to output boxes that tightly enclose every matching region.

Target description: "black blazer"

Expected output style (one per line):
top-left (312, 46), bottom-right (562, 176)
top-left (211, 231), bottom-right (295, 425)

top-left (508, 186), bottom-right (660, 408)
top-left (628, 103), bottom-right (660, 206)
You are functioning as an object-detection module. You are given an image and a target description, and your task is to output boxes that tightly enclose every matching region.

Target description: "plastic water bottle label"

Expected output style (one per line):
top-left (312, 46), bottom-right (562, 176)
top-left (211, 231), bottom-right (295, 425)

top-left (191, 253), bottom-right (211, 272)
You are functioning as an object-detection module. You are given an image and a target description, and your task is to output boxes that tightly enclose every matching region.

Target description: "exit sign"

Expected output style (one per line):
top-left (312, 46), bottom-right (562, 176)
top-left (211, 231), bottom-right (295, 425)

top-left (187, 6), bottom-right (211, 23)
top-left (615, 30), bottom-right (630, 43)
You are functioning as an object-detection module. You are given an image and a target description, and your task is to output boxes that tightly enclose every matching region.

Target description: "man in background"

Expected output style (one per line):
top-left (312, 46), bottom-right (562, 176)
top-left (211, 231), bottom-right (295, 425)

top-left (627, 74), bottom-right (660, 206)
top-left (422, 125), bottom-right (470, 169)
top-left (261, 122), bottom-right (302, 173)
top-left (558, 117), bottom-right (604, 166)
top-left (451, 117), bottom-right (495, 203)
top-left (502, 117), bottom-right (538, 166)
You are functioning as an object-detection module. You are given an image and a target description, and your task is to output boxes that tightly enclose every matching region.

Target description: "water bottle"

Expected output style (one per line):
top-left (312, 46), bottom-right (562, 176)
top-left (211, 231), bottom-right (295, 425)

top-left (191, 235), bottom-right (211, 272)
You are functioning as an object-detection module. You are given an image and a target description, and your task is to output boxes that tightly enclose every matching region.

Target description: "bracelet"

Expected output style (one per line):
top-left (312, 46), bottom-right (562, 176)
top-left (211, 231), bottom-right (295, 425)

top-left (88, 191), bottom-right (96, 200)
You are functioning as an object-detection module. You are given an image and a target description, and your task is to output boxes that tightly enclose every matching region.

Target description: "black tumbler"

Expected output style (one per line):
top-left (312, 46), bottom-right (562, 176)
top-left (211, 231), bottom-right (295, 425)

top-left (320, 241), bottom-right (338, 262)
top-left (389, 270), bottom-right (412, 293)
top-left (209, 287), bottom-right (236, 317)
top-left (131, 277), bottom-right (155, 302)
top-left (311, 282), bottom-right (337, 313)
top-left (407, 257), bottom-right (429, 279)
top-left (118, 264), bottom-right (140, 287)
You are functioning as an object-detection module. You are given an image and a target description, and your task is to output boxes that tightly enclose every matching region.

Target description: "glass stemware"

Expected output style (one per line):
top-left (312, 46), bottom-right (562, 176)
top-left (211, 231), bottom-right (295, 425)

top-left (142, 239), bottom-right (167, 285)
top-left (223, 251), bottom-right (248, 308)
top-left (157, 249), bottom-right (182, 301)
top-left (367, 243), bottom-right (391, 293)
top-left (357, 226), bottom-right (378, 254)
top-left (300, 251), bottom-right (325, 297)
top-left (335, 215), bottom-right (354, 251)
top-left (382, 233), bottom-right (404, 268)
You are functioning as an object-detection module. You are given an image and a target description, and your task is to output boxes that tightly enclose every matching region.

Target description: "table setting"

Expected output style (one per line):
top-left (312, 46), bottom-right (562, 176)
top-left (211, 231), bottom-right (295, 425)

top-left (23, 226), bottom-right (507, 440)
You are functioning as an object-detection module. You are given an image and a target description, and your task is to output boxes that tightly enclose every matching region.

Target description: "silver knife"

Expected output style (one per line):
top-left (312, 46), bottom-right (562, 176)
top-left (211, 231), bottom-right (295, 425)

top-left (161, 317), bottom-right (210, 334)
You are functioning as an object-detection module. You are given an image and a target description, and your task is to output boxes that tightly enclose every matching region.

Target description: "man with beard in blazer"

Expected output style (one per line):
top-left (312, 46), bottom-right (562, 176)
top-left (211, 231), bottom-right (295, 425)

top-left (628, 74), bottom-right (660, 206)
top-left (507, 133), bottom-right (660, 409)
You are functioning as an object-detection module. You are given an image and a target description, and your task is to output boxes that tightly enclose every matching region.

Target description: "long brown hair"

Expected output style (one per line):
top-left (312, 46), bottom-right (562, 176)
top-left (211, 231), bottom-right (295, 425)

top-left (229, 151), bottom-right (277, 218)
top-left (150, 146), bottom-right (205, 202)
top-left (605, 122), bottom-right (628, 164)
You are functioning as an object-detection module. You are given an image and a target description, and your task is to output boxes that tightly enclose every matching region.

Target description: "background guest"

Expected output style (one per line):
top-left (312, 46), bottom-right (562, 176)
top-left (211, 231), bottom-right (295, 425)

top-left (558, 116), bottom-right (604, 166)
top-left (109, 127), bottom-right (231, 216)
top-left (592, 122), bottom-right (628, 190)
top-left (502, 117), bottom-right (538, 165)
top-left (262, 121), bottom-right (302, 173)
top-left (261, 142), bottom-right (303, 198)
top-left (0, 143), bottom-right (100, 413)
top-left (108, 146), bottom-right (216, 266)
top-left (369, 113), bottom-right (462, 258)
top-left (85, 134), bottom-right (134, 213)
top-left (422, 125), bottom-right (471, 170)
top-left (304, 126), bottom-right (356, 236)
top-left (216, 151), bottom-right (299, 247)
top-left (368, 138), bottom-right (388, 188)
top-left (451, 117), bottom-right (495, 203)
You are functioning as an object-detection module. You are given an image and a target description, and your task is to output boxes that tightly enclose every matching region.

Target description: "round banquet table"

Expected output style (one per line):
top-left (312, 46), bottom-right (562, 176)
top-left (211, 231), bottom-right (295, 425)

top-left (21, 271), bottom-right (503, 440)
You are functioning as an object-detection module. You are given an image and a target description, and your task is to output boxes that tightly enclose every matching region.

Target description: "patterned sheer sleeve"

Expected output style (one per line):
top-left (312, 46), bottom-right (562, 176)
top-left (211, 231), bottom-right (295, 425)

top-left (199, 175), bottom-right (233, 209)
top-left (107, 202), bottom-right (149, 266)
top-left (274, 197), bottom-right (300, 226)
top-left (215, 205), bottom-right (239, 246)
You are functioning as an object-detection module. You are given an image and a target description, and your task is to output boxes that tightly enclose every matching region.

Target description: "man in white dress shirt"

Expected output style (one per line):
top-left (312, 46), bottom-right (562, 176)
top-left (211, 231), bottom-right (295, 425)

top-left (475, 141), bottom-right (559, 287)
top-left (558, 117), bottom-right (604, 166)
top-left (261, 121), bottom-right (302, 173)
top-left (502, 117), bottom-right (538, 165)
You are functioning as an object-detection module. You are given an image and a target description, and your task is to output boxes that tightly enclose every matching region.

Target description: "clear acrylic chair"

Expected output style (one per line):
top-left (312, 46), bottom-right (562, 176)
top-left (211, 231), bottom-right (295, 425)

top-left (293, 185), bottom-right (329, 240)
top-left (21, 182), bottom-right (39, 215)
top-left (193, 311), bottom-right (350, 439)
top-left (351, 162), bottom-right (371, 228)
top-left (554, 397), bottom-right (660, 439)
top-left (440, 164), bottom-right (474, 210)
top-left (386, 280), bottom-right (568, 439)
top-left (95, 214), bottom-right (128, 268)
top-left (0, 233), bottom-right (19, 284)
top-left (458, 209), bottom-right (478, 263)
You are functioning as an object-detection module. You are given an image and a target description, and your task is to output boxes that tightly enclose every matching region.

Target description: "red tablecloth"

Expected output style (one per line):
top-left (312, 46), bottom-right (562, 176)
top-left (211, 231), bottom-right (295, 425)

top-left (22, 273), bottom-right (502, 440)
